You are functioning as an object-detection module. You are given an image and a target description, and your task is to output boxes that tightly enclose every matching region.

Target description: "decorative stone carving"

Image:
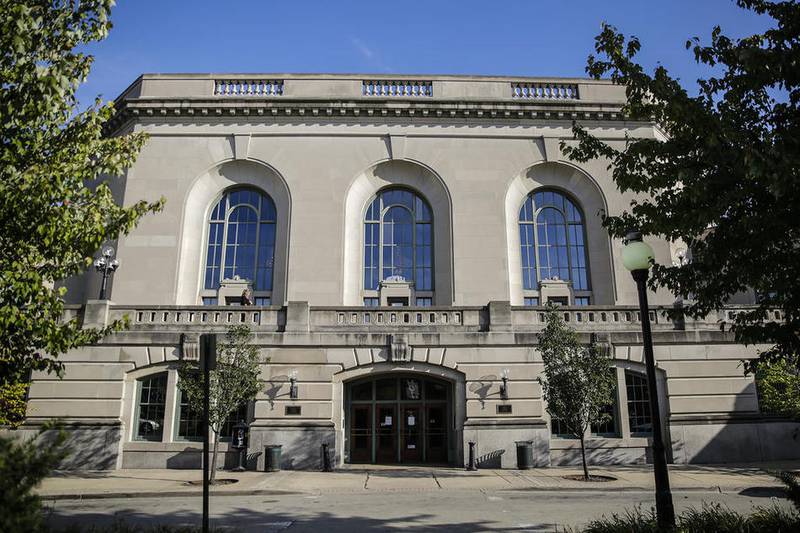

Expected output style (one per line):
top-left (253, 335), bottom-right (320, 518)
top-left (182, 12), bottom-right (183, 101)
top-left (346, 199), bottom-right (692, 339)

top-left (180, 332), bottom-right (200, 361)
top-left (590, 332), bottom-right (612, 358)
top-left (539, 278), bottom-right (573, 305)
top-left (217, 275), bottom-right (252, 305)
top-left (388, 334), bottom-right (410, 363)
top-left (379, 276), bottom-right (414, 306)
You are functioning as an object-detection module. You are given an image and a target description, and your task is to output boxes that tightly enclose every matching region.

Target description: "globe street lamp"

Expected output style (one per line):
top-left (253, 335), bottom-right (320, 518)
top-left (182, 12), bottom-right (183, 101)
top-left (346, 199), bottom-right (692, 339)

top-left (622, 231), bottom-right (675, 529)
top-left (94, 246), bottom-right (120, 300)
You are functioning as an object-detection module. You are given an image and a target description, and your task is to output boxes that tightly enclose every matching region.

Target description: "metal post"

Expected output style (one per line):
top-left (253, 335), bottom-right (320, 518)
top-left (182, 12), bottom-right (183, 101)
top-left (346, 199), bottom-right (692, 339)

top-left (467, 441), bottom-right (477, 471)
top-left (200, 335), bottom-right (216, 533)
top-left (234, 448), bottom-right (245, 472)
top-left (632, 269), bottom-right (675, 529)
top-left (98, 268), bottom-right (109, 300)
top-left (322, 442), bottom-right (332, 472)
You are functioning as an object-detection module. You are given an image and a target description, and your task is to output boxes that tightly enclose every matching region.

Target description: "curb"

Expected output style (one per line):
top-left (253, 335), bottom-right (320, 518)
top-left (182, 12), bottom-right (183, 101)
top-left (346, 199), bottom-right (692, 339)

top-left (39, 485), bottom-right (767, 501)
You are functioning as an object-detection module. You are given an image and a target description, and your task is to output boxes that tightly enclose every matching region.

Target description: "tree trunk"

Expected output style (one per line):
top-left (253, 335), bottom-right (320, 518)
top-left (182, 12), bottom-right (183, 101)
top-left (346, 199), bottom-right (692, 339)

top-left (210, 429), bottom-right (220, 483)
top-left (579, 434), bottom-right (590, 481)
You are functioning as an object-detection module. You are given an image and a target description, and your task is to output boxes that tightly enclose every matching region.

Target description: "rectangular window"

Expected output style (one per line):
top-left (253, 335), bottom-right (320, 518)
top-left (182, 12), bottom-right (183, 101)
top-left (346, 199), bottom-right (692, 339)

top-left (363, 297), bottom-right (380, 307)
top-left (546, 296), bottom-right (568, 306)
top-left (591, 372), bottom-right (619, 437)
top-left (574, 297), bottom-right (590, 306)
top-left (523, 297), bottom-right (540, 306)
top-left (626, 371), bottom-right (653, 435)
top-left (415, 297), bottom-right (432, 307)
top-left (202, 297), bottom-right (218, 306)
top-left (176, 389), bottom-right (203, 441)
top-left (254, 297), bottom-right (271, 306)
top-left (135, 374), bottom-right (167, 441)
top-left (550, 417), bottom-right (575, 438)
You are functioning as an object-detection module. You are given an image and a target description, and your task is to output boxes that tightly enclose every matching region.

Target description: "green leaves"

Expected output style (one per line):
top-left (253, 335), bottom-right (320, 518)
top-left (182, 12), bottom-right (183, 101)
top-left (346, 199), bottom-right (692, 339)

top-left (0, 423), bottom-right (67, 532)
top-left (538, 306), bottom-right (616, 443)
top-left (755, 358), bottom-right (800, 420)
top-left (0, 1), bottom-right (163, 403)
top-left (177, 325), bottom-right (263, 432)
top-left (564, 1), bottom-right (800, 371)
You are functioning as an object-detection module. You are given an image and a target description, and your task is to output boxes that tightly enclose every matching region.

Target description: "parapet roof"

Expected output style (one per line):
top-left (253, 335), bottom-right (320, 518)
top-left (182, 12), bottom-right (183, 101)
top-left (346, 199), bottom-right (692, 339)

top-left (108, 73), bottom-right (633, 132)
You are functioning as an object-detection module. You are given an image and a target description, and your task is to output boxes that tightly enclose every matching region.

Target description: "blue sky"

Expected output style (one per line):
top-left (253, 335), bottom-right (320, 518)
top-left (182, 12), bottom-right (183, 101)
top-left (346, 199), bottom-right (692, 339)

top-left (77, 0), bottom-right (771, 107)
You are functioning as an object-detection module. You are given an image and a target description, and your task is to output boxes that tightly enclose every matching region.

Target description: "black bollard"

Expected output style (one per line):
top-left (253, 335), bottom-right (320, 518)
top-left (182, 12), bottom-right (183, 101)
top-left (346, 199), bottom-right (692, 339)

top-left (467, 441), bottom-right (477, 471)
top-left (322, 442), bottom-right (333, 472)
top-left (233, 447), bottom-right (245, 472)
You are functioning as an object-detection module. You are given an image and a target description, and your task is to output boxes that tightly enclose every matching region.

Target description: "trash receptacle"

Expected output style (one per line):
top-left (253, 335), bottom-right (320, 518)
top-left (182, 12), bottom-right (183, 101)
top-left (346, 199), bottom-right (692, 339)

top-left (515, 440), bottom-right (534, 470)
top-left (265, 444), bottom-right (282, 472)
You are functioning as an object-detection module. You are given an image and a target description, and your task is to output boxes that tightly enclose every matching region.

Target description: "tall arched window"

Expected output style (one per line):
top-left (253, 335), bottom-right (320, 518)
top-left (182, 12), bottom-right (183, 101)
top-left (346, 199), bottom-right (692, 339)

top-left (363, 188), bottom-right (433, 305)
top-left (519, 189), bottom-right (590, 305)
top-left (202, 188), bottom-right (276, 304)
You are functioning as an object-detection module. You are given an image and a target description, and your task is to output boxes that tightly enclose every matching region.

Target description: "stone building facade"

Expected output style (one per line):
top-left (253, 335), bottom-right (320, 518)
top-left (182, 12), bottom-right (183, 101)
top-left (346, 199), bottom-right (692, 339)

top-left (19, 74), bottom-right (800, 470)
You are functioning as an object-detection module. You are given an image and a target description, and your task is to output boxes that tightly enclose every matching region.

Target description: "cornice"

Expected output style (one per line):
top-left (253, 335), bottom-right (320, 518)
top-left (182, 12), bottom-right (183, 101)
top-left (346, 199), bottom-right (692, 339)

top-left (106, 97), bottom-right (639, 135)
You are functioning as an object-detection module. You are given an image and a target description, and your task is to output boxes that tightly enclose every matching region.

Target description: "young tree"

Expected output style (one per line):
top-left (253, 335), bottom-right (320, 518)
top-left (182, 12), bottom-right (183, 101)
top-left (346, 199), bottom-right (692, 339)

top-left (0, 1), bottom-right (164, 419)
top-left (177, 325), bottom-right (263, 481)
top-left (0, 424), bottom-right (67, 532)
top-left (562, 0), bottom-right (800, 373)
top-left (538, 306), bottom-right (616, 480)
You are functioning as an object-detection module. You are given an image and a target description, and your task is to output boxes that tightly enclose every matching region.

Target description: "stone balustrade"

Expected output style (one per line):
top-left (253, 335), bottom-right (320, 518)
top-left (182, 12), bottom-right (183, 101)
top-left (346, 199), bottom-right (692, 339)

top-left (69, 302), bottom-right (768, 337)
top-left (310, 306), bottom-right (483, 330)
top-left (213, 79), bottom-right (284, 96)
top-left (511, 82), bottom-right (580, 100)
top-left (361, 79), bottom-right (433, 97)
top-left (115, 75), bottom-right (625, 107)
top-left (107, 305), bottom-right (283, 331)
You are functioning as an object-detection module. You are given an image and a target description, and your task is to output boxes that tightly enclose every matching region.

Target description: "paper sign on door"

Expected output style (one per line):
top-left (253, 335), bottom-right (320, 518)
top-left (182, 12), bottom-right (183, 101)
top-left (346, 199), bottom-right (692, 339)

top-left (408, 415), bottom-right (416, 426)
top-left (383, 416), bottom-right (392, 426)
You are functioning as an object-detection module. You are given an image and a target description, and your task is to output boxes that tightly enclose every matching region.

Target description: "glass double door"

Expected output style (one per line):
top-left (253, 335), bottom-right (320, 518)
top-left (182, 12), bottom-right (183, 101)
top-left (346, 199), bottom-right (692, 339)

top-left (349, 402), bottom-right (448, 464)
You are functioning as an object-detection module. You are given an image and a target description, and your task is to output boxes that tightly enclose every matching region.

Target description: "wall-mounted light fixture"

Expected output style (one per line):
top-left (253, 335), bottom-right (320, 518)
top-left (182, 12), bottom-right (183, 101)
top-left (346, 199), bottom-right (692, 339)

top-left (289, 370), bottom-right (299, 400)
top-left (500, 368), bottom-right (509, 400)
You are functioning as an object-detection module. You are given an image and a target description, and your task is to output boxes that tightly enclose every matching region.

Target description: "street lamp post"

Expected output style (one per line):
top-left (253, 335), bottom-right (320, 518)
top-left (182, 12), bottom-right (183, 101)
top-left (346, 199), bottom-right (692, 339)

top-left (622, 231), bottom-right (675, 530)
top-left (93, 246), bottom-right (120, 300)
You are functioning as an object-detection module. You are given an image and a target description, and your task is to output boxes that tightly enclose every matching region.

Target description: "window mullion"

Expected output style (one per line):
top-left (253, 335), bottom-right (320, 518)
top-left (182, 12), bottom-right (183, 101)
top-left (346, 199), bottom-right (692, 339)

top-left (532, 210), bottom-right (541, 284)
top-left (254, 218), bottom-right (261, 289)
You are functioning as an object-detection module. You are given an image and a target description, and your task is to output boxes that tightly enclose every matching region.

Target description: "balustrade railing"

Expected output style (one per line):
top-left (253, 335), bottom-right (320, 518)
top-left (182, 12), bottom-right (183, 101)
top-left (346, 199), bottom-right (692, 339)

top-left (310, 306), bottom-right (483, 329)
top-left (362, 79), bottom-right (433, 97)
top-left (214, 79), bottom-right (284, 96)
top-left (511, 82), bottom-right (579, 100)
top-left (110, 305), bottom-right (282, 330)
top-left (96, 303), bottom-right (767, 334)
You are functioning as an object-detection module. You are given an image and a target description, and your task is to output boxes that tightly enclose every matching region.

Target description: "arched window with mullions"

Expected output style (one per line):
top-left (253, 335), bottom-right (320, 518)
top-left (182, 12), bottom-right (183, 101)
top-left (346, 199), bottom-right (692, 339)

top-left (363, 188), bottom-right (433, 304)
top-left (519, 189), bottom-right (590, 304)
top-left (202, 188), bottom-right (276, 305)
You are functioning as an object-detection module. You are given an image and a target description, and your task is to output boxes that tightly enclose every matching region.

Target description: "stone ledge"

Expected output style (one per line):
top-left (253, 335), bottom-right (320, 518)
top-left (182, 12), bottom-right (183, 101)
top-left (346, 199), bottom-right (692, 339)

top-left (669, 413), bottom-right (797, 426)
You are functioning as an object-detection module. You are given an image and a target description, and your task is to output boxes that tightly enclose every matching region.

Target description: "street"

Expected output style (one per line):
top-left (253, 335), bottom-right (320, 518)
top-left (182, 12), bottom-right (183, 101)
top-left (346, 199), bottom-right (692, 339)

top-left (44, 488), bottom-right (792, 532)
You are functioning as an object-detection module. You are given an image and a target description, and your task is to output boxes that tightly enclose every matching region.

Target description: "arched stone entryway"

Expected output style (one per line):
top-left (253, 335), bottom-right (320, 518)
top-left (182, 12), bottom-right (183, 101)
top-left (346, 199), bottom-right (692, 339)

top-left (332, 363), bottom-right (465, 466)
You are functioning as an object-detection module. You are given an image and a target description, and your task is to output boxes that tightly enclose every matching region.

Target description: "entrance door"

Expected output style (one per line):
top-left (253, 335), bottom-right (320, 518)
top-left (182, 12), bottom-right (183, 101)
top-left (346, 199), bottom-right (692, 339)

top-left (346, 375), bottom-right (452, 465)
top-left (375, 404), bottom-right (397, 463)
top-left (401, 405), bottom-right (422, 463)
top-left (426, 404), bottom-right (448, 463)
top-left (349, 405), bottom-right (372, 463)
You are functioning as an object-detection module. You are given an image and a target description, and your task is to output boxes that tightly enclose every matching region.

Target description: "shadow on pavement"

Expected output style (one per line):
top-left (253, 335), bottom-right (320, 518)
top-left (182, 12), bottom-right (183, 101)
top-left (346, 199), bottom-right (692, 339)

top-left (45, 505), bottom-right (555, 532)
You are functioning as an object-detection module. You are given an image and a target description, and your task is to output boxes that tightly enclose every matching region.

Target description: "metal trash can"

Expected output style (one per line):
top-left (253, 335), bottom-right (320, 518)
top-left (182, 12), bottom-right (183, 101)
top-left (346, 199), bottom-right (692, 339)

top-left (265, 444), bottom-right (282, 472)
top-left (515, 440), bottom-right (534, 470)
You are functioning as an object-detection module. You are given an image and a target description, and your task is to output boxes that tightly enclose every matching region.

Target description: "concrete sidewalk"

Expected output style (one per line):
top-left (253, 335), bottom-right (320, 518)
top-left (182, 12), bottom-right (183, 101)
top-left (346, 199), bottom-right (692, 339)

top-left (37, 462), bottom-right (799, 500)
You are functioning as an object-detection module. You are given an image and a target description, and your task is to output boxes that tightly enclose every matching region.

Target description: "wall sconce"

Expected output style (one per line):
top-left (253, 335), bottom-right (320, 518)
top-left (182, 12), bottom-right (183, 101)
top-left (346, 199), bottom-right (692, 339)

top-left (289, 370), bottom-right (299, 400)
top-left (500, 368), bottom-right (509, 400)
